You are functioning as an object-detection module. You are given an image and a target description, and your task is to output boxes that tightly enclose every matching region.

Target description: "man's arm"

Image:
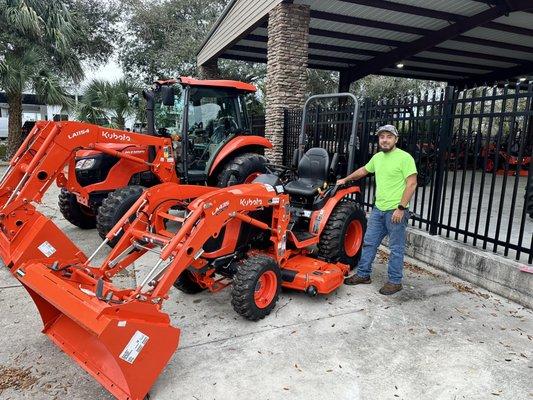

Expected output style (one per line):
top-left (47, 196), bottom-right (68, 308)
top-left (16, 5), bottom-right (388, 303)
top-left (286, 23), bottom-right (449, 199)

top-left (391, 173), bottom-right (418, 223)
top-left (336, 166), bottom-right (369, 185)
top-left (399, 173), bottom-right (418, 207)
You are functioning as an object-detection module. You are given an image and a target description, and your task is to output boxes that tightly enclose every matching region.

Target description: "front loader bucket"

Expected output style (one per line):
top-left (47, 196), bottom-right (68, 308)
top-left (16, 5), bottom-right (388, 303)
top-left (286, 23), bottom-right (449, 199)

top-left (0, 210), bottom-right (86, 269)
top-left (14, 262), bottom-right (180, 400)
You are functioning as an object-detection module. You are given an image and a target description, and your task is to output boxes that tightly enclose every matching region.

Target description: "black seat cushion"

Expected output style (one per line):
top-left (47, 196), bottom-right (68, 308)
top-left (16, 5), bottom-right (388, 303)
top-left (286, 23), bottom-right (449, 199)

top-left (285, 148), bottom-right (329, 197)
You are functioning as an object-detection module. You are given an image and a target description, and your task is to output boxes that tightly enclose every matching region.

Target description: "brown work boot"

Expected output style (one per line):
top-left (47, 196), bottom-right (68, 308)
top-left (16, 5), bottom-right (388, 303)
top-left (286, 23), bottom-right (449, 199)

top-left (344, 275), bottom-right (371, 285)
top-left (379, 282), bottom-right (403, 295)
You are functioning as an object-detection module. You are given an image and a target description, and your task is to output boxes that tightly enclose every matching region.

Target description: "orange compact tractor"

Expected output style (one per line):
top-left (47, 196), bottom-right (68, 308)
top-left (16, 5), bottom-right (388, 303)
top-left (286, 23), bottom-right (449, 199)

top-left (11, 165), bottom-right (365, 399)
top-left (58, 77), bottom-right (271, 243)
top-left (4, 94), bottom-right (366, 399)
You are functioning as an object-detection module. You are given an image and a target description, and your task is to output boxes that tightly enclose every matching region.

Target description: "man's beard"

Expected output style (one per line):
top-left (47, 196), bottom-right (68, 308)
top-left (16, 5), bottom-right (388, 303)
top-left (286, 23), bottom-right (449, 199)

top-left (380, 144), bottom-right (395, 153)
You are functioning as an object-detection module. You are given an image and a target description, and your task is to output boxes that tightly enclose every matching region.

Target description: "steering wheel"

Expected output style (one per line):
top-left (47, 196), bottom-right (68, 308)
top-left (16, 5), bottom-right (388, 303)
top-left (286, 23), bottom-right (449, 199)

top-left (216, 115), bottom-right (239, 132)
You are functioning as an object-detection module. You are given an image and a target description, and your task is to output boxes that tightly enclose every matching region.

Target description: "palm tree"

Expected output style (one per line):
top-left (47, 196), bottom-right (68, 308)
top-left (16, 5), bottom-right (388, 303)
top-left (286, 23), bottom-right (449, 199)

top-left (77, 78), bottom-right (140, 130)
top-left (0, 1), bottom-right (83, 157)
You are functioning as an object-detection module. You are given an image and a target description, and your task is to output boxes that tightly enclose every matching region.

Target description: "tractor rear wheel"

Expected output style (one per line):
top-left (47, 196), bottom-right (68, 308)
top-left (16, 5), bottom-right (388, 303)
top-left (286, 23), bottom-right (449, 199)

top-left (231, 255), bottom-right (281, 321)
top-left (96, 185), bottom-right (145, 247)
top-left (58, 189), bottom-right (96, 229)
top-left (173, 270), bottom-right (205, 294)
top-left (318, 201), bottom-right (367, 269)
top-left (216, 153), bottom-right (268, 187)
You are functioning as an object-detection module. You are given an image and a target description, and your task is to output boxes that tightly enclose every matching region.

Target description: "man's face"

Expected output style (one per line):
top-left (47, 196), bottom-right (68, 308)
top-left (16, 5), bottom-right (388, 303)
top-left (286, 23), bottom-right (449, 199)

top-left (378, 132), bottom-right (398, 152)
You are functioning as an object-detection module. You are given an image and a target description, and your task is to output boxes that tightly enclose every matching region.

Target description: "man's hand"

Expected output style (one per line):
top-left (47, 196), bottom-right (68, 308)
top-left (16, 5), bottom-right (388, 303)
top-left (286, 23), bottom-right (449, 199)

top-left (336, 178), bottom-right (347, 186)
top-left (391, 209), bottom-right (405, 223)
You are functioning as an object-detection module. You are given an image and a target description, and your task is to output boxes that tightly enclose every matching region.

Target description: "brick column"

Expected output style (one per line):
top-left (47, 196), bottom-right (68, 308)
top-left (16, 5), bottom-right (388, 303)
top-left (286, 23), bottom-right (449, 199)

top-left (265, 3), bottom-right (310, 164)
top-left (198, 59), bottom-right (221, 79)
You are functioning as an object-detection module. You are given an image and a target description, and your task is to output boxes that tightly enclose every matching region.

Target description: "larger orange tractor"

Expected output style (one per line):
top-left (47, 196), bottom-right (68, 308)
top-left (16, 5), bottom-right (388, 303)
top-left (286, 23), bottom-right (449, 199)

top-left (58, 77), bottom-right (271, 244)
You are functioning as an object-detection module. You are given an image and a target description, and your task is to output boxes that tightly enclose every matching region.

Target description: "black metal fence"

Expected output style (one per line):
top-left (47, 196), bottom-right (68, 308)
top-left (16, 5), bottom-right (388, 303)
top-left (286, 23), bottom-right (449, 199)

top-left (250, 114), bottom-right (266, 137)
top-left (282, 83), bottom-right (533, 263)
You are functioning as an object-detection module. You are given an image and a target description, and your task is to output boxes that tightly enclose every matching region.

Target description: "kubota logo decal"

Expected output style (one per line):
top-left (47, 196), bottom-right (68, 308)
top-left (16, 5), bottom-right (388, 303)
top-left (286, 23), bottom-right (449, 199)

top-left (67, 128), bottom-right (89, 139)
top-left (240, 198), bottom-right (263, 207)
top-left (102, 131), bottom-right (132, 142)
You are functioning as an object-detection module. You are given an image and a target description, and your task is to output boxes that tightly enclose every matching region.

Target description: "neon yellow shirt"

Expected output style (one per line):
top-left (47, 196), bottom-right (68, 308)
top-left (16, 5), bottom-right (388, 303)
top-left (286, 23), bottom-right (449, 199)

top-left (364, 148), bottom-right (417, 211)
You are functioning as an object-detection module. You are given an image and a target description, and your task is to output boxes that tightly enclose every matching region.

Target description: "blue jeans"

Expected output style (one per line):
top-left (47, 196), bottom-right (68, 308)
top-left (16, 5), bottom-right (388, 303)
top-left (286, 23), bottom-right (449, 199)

top-left (356, 208), bottom-right (410, 284)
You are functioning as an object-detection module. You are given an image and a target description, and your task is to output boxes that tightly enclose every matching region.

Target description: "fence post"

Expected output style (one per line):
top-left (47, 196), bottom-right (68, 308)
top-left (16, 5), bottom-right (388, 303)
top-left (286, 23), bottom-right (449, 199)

top-left (429, 86), bottom-right (455, 235)
top-left (358, 98), bottom-right (371, 200)
top-left (313, 105), bottom-right (321, 147)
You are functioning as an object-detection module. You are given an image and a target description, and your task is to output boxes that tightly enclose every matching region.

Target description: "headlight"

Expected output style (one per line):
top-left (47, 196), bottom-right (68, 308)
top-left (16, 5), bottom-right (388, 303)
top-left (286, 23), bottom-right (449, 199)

top-left (75, 158), bottom-right (96, 170)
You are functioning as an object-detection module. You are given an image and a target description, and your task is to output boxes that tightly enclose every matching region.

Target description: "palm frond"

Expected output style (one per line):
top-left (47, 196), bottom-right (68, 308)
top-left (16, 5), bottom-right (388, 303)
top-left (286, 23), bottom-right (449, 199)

top-left (2, 0), bottom-right (43, 37)
top-left (33, 70), bottom-right (74, 108)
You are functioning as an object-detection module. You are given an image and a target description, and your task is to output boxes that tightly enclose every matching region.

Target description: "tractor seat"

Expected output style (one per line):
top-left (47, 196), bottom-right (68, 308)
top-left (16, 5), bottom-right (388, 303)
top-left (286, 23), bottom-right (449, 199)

top-left (285, 148), bottom-right (329, 197)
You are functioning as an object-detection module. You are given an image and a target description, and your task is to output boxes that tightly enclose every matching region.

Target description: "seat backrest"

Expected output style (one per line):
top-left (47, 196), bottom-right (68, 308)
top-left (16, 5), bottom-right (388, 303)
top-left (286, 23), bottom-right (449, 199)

top-left (298, 147), bottom-right (329, 182)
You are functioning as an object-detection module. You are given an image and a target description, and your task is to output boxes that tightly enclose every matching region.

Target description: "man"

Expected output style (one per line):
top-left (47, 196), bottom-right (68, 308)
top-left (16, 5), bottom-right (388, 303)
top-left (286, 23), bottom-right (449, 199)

top-left (337, 125), bottom-right (417, 295)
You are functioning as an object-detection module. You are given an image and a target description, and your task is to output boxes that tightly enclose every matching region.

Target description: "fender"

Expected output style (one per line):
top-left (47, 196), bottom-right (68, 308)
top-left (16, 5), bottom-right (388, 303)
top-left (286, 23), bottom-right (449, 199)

top-left (309, 186), bottom-right (362, 236)
top-left (208, 135), bottom-right (273, 176)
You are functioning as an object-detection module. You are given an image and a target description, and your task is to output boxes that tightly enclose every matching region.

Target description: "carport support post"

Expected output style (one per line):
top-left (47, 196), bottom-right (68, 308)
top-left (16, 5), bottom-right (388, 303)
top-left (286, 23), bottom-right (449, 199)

top-left (265, 2), bottom-right (310, 165)
top-left (429, 85), bottom-right (455, 235)
top-left (339, 70), bottom-right (353, 93)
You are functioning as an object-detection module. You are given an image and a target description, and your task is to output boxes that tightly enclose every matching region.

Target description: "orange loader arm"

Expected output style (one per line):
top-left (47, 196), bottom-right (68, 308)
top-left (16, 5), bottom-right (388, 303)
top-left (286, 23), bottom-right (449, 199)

top-left (0, 120), bottom-right (177, 268)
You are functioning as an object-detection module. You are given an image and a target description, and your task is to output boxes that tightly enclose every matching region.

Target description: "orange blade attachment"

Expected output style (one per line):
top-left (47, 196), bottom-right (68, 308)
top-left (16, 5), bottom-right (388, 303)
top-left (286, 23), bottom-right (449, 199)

top-left (15, 262), bottom-right (180, 400)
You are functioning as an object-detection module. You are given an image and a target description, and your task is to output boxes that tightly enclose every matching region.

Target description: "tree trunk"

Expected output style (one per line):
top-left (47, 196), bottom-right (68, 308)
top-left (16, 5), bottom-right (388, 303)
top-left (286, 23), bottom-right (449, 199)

top-left (116, 115), bottom-right (125, 130)
top-left (7, 91), bottom-right (23, 159)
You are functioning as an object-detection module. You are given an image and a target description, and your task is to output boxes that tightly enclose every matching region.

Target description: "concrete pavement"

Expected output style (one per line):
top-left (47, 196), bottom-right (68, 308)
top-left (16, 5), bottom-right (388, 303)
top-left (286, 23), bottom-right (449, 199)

top-left (0, 183), bottom-right (531, 400)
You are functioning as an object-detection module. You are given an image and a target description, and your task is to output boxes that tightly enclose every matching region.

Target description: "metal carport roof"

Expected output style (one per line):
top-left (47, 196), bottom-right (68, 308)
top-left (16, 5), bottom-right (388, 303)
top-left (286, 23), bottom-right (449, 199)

top-left (197, 0), bottom-right (533, 85)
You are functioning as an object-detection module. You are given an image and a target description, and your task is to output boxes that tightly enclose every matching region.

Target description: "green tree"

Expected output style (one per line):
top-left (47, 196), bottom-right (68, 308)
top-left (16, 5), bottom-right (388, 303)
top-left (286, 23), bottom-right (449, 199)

top-left (352, 75), bottom-right (444, 100)
top-left (0, 0), bottom-right (82, 156)
top-left (0, 0), bottom-right (121, 157)
top-left (118, 0), bottom-right (265, 84)
top-left (119, 0), bottom-right (223, 81)
top-left (77, 78), bottom-right (140, 130)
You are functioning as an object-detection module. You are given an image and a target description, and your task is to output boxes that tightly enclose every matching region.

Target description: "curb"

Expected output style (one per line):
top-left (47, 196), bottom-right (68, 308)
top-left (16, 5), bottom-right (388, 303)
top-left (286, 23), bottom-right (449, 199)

top-left (395, 228), bottom-right (532, 309)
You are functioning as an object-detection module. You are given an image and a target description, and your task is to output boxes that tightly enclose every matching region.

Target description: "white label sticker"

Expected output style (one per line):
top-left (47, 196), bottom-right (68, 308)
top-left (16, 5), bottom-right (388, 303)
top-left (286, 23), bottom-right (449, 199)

top-left (263, 184), bottom-right (275, 192)
top-left (275, 185), bottom-right (284, 193)
top-left (119, 331), bottom-right (149, 364)
top-left (38, 241), bottom-right (56, 257)
top-left (117, 321), bottom-right (127, 327)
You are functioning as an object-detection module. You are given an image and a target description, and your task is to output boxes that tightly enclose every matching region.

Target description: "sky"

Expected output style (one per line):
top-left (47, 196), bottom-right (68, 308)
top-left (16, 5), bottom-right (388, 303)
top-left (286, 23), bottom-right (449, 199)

top-left (80, 56), bottom-right (124, 89)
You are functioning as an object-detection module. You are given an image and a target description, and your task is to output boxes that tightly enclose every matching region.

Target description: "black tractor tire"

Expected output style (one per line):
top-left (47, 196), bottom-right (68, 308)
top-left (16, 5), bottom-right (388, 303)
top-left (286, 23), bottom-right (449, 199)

top-left (231, 255), bottom-right (281, 321)
top-left (216, 152), bottom-right (268, 187)
top-left (96, 185), bottom-right (145, 247)
top-left (318, 201), bottom-right (367, 269)
top-left (58, 189), bottom-right (96, 229)
top-left (173, 270), bottom-right (205, 294)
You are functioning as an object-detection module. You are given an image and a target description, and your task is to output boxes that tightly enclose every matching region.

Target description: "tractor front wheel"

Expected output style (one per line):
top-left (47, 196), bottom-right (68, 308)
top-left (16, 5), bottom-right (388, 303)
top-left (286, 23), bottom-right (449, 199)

top-left (96, 185), bottom-right (145, 247)
top-left (231, 255), bottom-right (281, 321)
top-left (58, 189), bottom-right (96, 229)
top-left (216, 153), bottom-right (268, 187)
top-left (318, 201), bottom-right (367, 269)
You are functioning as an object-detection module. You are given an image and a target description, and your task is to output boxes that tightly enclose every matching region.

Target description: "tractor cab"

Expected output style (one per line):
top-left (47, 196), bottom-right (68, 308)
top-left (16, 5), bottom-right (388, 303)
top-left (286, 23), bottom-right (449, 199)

top-left (150, 77), bottom-right (257, 183)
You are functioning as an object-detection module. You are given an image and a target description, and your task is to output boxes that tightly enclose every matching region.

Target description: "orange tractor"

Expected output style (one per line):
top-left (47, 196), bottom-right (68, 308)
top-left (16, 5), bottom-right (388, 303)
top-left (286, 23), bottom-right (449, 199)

top-left (1, 94), bottom-right (366, 399)
top-left (58, 77), bottom-right (271, 244)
